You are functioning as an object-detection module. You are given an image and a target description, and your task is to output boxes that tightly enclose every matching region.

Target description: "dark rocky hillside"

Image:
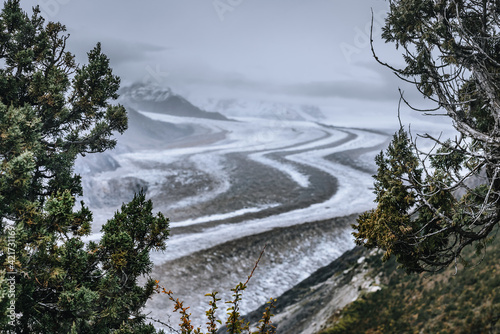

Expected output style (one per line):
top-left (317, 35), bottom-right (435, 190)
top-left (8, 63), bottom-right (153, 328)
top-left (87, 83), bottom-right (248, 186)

top-left (243, 245), bottom-right (376, 334)
top-left (246, 234), bottom-right (500, 334)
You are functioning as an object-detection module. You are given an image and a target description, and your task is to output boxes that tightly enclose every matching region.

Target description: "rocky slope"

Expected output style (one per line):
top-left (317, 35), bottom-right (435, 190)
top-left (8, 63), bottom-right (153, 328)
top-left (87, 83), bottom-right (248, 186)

top-left (244, 235), bottom-right (500, 334)
top-left (243, 245), bottom-right (380, 334)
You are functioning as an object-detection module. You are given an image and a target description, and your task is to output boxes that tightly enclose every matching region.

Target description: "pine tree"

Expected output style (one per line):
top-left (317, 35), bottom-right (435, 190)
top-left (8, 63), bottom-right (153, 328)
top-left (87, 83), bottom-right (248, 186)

top-left (354, 0), bottom-right (500, 273)
top-left (0, 2), bottom-right (169, 332)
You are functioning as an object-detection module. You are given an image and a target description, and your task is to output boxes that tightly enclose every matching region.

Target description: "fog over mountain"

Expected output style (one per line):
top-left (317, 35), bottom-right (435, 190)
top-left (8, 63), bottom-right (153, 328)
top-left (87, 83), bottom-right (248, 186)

top-left (196, 97), bottom-right (326, 121)
top-left (19, 0), bottom-right (430, 126)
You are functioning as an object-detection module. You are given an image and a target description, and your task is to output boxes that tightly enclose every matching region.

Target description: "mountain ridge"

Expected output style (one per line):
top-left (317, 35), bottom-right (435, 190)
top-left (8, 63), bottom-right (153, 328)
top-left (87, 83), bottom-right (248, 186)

top-left (119, 83), bottom-right (228, 121)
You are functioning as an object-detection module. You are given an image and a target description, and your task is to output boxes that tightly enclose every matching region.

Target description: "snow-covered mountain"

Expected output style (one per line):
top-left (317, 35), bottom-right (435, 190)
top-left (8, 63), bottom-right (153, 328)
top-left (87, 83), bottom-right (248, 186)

top-left (195, 97), bottom-right (326, 121)
top-left (119, 83), bottom-right (228, 120)
top-left (119, 82), bottom-right (327, 123)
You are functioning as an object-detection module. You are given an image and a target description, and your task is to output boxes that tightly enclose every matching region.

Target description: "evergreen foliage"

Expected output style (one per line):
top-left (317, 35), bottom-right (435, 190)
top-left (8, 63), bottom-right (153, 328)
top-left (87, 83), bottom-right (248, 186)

top-left (0, 1), bottom-right (169, 332)
top-left (0, 2), bottom-right (275, 333)
top-left (354, 0), bottom-right (500, 272)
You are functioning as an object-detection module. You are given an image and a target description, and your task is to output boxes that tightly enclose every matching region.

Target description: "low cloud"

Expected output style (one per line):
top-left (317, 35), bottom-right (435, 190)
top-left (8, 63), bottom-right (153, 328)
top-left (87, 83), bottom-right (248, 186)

top-left (66, 34), bottom-right (169, 66)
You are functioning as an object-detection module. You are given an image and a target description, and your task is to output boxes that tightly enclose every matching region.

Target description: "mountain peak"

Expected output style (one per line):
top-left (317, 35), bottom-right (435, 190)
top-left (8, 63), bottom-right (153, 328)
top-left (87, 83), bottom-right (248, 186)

top-left (119, 82), bottom-right (173, 102)
top-left (119, 82), bottom-right (228, 121)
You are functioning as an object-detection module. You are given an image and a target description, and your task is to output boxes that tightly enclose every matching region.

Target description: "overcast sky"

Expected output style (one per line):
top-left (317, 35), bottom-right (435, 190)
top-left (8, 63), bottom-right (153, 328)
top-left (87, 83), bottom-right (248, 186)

top-left (18, 0), bottom-right (445, 128)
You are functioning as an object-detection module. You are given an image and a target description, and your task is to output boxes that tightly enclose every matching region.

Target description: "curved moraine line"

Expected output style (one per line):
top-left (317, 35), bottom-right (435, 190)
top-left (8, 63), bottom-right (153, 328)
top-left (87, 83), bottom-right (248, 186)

top-left (149, 126), bottom-right (388, 264)
top-left (137, 112), bottom-right (335, 219)
top-left (83, 113), bottom-right (389, 258)
top-left (81, 115), bottom-right (335, 241)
